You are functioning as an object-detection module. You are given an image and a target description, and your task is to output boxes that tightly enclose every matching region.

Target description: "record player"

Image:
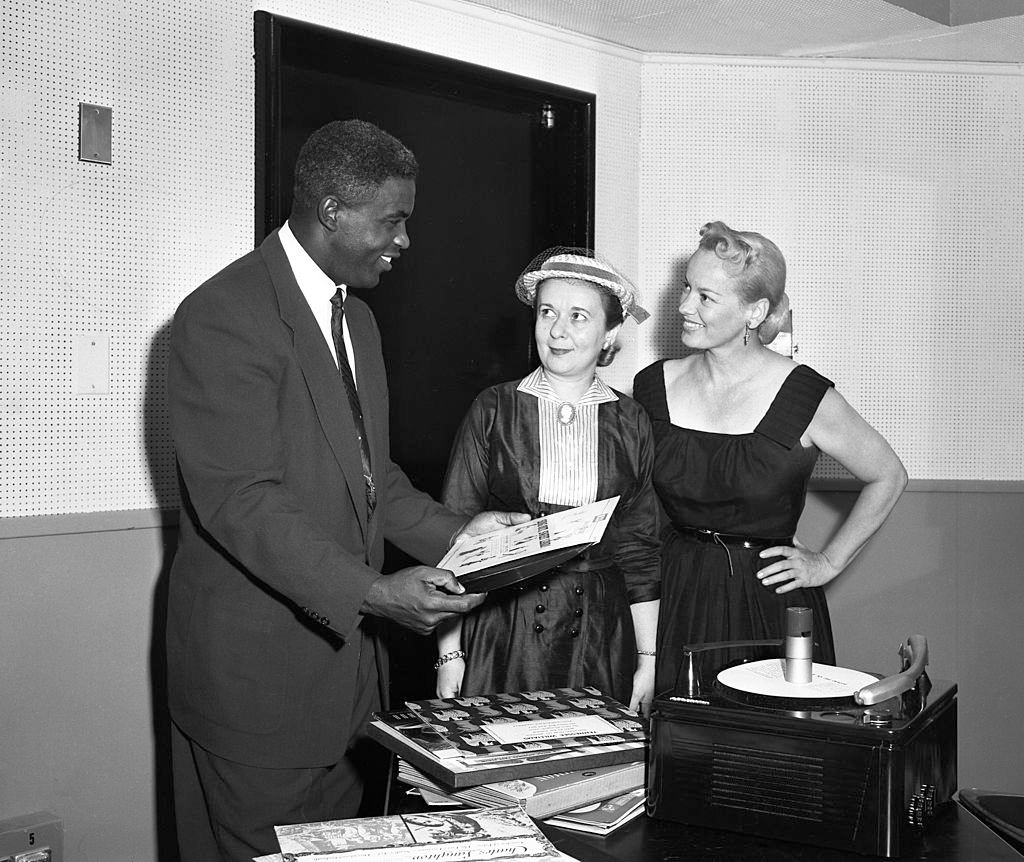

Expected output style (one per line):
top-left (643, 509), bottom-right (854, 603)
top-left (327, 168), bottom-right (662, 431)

top-left (647, 613), bottom-right (957, 858)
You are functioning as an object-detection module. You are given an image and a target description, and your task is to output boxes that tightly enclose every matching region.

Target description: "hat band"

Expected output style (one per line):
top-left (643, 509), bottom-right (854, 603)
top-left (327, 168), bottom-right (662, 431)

top-left (543, 261), bottom-right (625, 286)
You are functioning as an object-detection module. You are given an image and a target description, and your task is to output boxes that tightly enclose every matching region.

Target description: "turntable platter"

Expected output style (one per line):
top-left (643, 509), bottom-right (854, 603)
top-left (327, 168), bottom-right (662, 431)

top-left (718, 658), bottom-right (878, 700)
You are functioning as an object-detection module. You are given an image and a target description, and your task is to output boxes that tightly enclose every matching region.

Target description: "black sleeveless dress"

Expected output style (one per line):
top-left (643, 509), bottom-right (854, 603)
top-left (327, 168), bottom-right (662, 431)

top-left (632, 360), bottom-right (837, 695)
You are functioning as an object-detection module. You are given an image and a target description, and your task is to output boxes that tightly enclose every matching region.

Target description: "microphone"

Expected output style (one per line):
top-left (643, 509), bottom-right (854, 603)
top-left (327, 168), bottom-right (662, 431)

top-left (784, 606), bottom-right (813, 685)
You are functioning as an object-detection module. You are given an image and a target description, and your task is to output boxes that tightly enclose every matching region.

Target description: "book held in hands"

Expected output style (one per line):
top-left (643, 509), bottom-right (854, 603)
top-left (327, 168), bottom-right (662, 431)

top-left (437, 497), bottom-right (619, 592)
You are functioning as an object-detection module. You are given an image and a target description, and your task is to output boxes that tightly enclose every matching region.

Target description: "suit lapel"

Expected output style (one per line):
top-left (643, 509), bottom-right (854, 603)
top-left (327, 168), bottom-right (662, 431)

top-left (260, 231), bottom-right (370, 536)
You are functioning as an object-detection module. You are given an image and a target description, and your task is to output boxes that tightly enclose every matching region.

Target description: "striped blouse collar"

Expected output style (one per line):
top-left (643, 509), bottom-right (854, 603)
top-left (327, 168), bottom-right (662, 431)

top-left (517, 366), bottom-right (618, 405)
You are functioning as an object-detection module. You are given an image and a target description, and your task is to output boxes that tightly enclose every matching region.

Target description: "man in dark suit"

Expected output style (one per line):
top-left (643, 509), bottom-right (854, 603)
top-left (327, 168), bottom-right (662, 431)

top-left (166, 120), bottom-right (523, 861)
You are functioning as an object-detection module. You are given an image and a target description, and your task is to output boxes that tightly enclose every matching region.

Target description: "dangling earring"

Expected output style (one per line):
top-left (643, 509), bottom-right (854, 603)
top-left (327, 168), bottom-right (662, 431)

top-left (743, 324), bottom-right (751, 346)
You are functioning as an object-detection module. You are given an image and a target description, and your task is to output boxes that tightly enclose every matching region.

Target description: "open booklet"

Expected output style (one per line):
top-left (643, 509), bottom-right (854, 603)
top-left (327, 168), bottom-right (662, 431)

top-left (437, 497), bottom-right (619, 592)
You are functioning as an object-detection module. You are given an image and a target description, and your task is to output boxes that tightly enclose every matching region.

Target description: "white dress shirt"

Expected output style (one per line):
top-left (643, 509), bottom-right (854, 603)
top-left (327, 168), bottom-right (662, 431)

top-left (278, 220), bottom-right (358, 382)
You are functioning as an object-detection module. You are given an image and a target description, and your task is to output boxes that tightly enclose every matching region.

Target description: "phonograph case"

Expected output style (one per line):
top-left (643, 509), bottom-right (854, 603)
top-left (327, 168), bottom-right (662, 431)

top-left (647, 635), bottom-right (957, 858)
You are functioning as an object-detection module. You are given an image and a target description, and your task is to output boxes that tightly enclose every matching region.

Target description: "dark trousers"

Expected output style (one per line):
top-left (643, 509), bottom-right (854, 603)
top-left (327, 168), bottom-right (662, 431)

top-left (171, 629), bottom-right (382, 862)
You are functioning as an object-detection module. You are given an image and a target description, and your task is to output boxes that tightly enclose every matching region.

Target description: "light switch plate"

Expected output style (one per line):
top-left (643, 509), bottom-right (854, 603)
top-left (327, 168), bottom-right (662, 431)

top-left (79, 103), bottom-right (111, 164)
top-left (72, 333), bottom-right (110, 395)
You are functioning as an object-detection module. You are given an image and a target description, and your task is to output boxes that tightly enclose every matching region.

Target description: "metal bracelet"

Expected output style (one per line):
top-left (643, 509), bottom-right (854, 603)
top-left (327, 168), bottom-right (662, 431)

top-left (433, 649), bottom-right (466, 669)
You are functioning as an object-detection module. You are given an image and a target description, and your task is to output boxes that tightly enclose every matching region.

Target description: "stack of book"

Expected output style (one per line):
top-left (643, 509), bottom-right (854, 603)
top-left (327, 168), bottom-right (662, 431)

top-left (368, 686), bottom-right (648, 837)
top-left (396, 759), bottom-right (645, 820)
top-left (367, 686), bottom-right (647, 789)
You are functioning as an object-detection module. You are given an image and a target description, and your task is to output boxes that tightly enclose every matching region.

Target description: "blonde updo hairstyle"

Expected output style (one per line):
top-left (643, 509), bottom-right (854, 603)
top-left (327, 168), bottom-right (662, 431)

top-left (697, 221), bottom-right (790, 345)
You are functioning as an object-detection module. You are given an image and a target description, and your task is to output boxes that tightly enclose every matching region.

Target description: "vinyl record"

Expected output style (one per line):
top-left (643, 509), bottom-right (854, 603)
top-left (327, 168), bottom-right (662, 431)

top-left (455, 543), bottom-right (592, 593)
top-left (717, 658), bottom-right (880, 710)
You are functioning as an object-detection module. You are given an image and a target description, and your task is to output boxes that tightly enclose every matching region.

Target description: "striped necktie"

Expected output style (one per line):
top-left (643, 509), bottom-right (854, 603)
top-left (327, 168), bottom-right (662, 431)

top-left (330, 289), bottom-right (376, 516)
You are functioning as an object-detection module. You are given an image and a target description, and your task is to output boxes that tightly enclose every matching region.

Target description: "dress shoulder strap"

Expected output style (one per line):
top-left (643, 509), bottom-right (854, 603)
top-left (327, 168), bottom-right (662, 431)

top-left (631, 360), bottom-right (669, 421)
top-left (756, 364), bottom-right (834, 448)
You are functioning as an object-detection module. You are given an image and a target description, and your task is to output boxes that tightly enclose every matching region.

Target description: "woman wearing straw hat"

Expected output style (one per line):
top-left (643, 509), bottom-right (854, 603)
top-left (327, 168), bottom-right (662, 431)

top-left (435, 248), bottom-right (661, 714)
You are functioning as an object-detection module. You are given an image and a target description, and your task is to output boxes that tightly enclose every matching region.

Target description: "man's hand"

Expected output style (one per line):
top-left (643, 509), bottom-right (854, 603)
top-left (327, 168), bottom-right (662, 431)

top-left (360, 566), bottom-right (485, 635)
top-left (453, 510), bottom-right (532, 544)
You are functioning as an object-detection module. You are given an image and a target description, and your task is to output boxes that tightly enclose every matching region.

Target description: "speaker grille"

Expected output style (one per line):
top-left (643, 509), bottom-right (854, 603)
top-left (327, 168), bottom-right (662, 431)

top-left (664, 730), bottom-right (873, 832)
top-left (711, 743), bottom-right (825, 819)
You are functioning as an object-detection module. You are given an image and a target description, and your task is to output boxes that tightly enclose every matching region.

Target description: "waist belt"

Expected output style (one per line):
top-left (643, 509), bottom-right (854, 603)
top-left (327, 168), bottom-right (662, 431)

top-left (675, 524), bottom-right (794, 569)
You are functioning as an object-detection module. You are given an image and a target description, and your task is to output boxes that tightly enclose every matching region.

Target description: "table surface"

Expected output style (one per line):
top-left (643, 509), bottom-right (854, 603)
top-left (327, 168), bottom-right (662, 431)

top-left (541, 803), bottom-right (1024, 862)
top-left (384, 758), bottom-right (1021, 861)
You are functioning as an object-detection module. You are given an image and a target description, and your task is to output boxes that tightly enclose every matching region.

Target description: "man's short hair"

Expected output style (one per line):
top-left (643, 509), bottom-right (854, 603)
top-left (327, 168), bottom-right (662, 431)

top-left (292, 119), bottom-right (418, 210)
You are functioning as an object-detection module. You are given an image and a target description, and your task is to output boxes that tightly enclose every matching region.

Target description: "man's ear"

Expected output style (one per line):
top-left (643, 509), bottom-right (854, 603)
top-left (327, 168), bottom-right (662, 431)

top-left (318, 196), bottom-right (341, 231)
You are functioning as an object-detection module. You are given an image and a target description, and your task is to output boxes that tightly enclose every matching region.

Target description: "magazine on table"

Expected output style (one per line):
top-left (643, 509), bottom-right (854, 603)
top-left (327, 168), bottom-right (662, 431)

top-left (544, 787), bottom-right (647, 835)
top-left (272, 805), bottom-right (577, 861)
top-left (437, 497), bottom-right (619, 592)
top-left (367, 687), bottom-right (646, 788)
top-left (399, 686), bottom-right (646, 760)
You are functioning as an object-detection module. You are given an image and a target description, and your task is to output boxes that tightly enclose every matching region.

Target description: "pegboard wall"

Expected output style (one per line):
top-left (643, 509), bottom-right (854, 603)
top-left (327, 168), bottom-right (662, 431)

top-left (637, 60), bottom-right (1024, 481)
top-left (1, 3), bottom-right (1019, 519)
top-left (0, 0), bottom-right (253, 518)
top-left (0, 0), bottom-right (642, 518)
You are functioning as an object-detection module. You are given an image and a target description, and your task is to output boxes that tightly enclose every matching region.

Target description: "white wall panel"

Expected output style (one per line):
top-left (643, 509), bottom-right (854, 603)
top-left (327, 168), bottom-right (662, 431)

top-left (2, 0), bottom-right (1019, 520)
top-left (0, 0), bottom-right (641, 516)
top-left (638, 61), bottom-right (1024, 480)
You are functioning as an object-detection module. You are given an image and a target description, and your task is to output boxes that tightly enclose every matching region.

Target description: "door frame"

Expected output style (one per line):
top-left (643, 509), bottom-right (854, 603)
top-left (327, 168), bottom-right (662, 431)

top-left (254, 11), bottom-right (595, 248)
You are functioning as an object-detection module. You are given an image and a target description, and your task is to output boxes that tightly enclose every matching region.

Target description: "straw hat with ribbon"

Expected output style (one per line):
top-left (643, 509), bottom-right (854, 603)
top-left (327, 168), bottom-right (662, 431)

top-left (515, 247), bottom-right (650, 324)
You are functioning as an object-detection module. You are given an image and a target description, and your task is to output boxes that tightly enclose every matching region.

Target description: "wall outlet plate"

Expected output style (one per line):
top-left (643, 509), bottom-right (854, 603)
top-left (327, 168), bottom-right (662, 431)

top-left (0, 812), bottom-right (62, 862)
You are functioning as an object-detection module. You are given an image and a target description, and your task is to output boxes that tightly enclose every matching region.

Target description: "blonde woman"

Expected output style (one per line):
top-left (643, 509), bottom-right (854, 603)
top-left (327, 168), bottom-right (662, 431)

top-left (633, 222), bottom-right (907, 693)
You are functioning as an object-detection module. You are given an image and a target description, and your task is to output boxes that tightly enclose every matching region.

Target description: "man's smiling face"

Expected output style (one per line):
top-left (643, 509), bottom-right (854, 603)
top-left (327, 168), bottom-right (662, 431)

top-left (324, 176), bottom-right (415, 288)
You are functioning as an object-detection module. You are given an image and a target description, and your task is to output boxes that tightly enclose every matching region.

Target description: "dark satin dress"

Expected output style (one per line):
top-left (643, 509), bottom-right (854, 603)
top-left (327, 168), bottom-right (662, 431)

top-left (441, 379), bottom-right (661, 705)
top-left (632, 360), bottom-right (837, 695)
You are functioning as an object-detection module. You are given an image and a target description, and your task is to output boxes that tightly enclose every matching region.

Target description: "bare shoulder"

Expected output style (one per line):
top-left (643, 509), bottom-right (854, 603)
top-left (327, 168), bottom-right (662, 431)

top-left (804, 385), bottom-right (868, 448)
top-left (764, 349), bottom-right (800, 376)
top-left (662, 355), bottom-right (700, 389)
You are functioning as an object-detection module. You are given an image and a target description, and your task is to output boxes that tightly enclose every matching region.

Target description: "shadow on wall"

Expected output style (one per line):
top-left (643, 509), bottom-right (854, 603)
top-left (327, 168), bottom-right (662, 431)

top-left (647, 254), bottom-right (699, 366)
top-left (144, 315), bottom-right (181, 861)
top-left (653, 255), bottom-right (686, 361)
top-left (145, 317), bottom-right (181, 511)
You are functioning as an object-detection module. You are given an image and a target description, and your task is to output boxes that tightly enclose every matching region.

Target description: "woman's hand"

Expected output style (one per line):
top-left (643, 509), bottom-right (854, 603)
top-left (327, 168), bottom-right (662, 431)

top-left (435, 656), bottom-right (465, 698)
top-left (628, 654), bottom-right (656, 717)
top-left (756, 540), bottom-right (839, 593)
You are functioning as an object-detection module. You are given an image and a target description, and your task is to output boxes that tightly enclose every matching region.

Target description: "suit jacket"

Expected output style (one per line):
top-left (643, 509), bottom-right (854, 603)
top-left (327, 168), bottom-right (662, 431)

top-left (166, 229), bottom-right (464, 768)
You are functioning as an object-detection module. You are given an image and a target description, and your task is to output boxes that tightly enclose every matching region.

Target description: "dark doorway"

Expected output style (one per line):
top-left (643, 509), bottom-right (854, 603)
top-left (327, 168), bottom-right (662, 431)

top-left (253, 11), bottom-right (595, 711)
